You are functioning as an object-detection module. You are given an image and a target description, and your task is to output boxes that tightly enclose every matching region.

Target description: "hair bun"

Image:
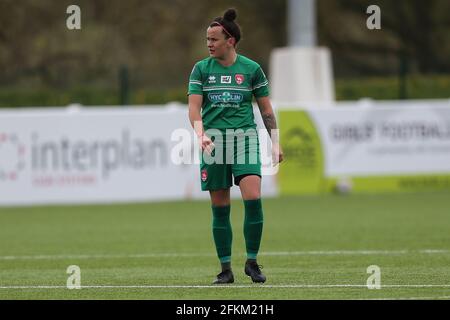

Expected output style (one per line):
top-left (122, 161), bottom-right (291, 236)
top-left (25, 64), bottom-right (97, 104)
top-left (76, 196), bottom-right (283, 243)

top-left (223, 8), bottom-right (237, 22)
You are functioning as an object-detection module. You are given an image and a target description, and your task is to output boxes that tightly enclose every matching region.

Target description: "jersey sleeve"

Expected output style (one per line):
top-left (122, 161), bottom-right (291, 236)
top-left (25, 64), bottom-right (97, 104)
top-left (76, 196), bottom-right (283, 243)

top-left (188, 63), bottom-right (203, 95)
top-left (252, 66), bottom-right (270, 98)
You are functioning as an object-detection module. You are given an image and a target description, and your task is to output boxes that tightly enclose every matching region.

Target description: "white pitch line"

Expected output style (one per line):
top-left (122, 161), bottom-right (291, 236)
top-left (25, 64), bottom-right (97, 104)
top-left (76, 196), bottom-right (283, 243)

top-left (0, 253), bottom-right (211, 260)
top-left (0, 253), bottom-right (214, 260)
top-left (0, 249), bottom-right (448, 261)
top-left (361, 296), bottom-right (450, 300)
top-left (262, 250), bottom-right (411, 255)
top-left (1, 284), bottom-right (450, 289)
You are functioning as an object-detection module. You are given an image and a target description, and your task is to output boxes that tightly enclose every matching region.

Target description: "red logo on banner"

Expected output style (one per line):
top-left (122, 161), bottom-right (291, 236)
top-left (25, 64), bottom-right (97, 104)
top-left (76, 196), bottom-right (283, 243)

top-left (235, 74), bottom-right (244, 85)
top-left (201, 169), bottom-right (208, 182)
top-left (0, 133), bottom-right (26, 182)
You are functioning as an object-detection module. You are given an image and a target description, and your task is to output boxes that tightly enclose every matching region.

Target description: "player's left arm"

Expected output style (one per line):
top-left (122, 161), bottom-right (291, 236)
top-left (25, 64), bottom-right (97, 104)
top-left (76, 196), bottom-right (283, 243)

top-left (256, 96), bottom-right (284, 164)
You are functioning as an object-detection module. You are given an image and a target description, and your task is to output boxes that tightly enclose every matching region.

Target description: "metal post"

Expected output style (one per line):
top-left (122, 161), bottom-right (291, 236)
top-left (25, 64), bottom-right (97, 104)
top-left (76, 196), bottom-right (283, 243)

top-left (288, 0), bottom-right (317, 47)
top-left (399, 52), bottom-right (408, 100)
top-left (119, 65), bottom-right (130, 106)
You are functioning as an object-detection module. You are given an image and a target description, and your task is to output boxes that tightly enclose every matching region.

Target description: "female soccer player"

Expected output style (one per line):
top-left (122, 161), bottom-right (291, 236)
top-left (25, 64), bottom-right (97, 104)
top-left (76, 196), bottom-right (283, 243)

top-left (188, 8), bottom-right (283, 284)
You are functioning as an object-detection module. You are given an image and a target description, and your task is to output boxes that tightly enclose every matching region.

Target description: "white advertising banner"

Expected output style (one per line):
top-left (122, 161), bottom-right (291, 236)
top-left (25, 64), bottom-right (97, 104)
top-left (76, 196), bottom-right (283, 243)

top-left (0, 106), bottom-right (277, 206)
top-left (306, 104), bottom-right (450, 177)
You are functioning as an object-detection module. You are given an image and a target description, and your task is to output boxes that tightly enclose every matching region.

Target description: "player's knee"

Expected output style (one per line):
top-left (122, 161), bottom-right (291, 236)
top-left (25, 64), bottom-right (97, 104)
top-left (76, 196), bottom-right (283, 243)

top-left (212, 199), bottom-right (230, 207)
top-left (210, 190), bottom-right (230, 206)
top-left (243, 192), bottom-right (261, 201)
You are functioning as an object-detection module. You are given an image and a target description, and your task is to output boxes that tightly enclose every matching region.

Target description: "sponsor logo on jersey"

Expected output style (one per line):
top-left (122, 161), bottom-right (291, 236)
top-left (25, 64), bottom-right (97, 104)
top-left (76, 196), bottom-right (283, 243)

top-left (201, 169), bottom-right (208, 182)
top-left (220, 76), bottom-right (231, 84)
top-left (208, 75), bottom-right (216, 84)
top-left (235, 74), bottom-right (244, 85)
top-left (208, 92), bottom-right (243, 103)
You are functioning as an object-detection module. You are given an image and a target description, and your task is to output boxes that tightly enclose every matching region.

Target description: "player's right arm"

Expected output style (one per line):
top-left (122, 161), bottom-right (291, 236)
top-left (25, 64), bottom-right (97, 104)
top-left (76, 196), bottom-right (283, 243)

top-left (188, 63), bottom-right (214, 154)
top-left (188, 94), bottom-right (214, 155)
top-left (188, 62), bottom-right (214, 154)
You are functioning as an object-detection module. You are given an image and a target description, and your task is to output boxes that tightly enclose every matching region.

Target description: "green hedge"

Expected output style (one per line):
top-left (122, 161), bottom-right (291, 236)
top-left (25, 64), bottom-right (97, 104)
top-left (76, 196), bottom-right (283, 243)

top-left (0, 75), bottom-right (448, 108)
top-left (335, 75), bottom-right (450, 100)
top-left (0, 86), bottom-right (189, 108)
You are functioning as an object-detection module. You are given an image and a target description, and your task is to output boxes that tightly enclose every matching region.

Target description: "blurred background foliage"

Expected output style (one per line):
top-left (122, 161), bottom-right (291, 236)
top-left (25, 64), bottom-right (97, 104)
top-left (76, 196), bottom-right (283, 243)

top-left (0, 0), bottom-right (449, 107)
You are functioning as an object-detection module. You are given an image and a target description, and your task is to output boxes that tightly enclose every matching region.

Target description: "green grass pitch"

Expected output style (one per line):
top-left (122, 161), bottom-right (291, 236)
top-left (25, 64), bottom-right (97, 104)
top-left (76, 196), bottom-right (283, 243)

top-left (0, 192), bottom-right (449, 300)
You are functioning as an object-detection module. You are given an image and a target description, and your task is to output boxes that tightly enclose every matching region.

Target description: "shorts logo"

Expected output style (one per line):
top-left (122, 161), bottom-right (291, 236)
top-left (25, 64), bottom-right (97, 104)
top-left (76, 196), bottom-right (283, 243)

top-left (220, 76), bottom-right (231, 84)
top-left (235, 74), bottom-right (244, 85)
top-left (201, 169), bottom-right (208, 182)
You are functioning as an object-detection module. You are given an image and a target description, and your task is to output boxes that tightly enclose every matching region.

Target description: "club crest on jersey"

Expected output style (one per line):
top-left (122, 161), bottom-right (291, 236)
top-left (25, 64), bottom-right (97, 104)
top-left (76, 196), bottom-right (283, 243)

top-left (220, 76), bottom-right (231, 84)
top-left (235, 74), bottom-right (244, 85)
top-left (201, 169), bottom-right (208, 182)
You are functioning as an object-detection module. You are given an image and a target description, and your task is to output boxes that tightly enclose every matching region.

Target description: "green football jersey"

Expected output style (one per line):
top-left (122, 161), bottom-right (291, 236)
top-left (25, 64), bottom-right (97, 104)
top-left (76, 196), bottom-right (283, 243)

top-left (188, 54), bottom-right (269, 130)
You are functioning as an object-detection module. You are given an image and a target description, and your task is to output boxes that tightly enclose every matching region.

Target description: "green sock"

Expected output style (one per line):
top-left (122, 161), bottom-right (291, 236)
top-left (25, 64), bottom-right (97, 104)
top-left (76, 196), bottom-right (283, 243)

top-left (243, 199), bottom-right (264, 260)
top-left (211, 205), bottom-right (232, 263)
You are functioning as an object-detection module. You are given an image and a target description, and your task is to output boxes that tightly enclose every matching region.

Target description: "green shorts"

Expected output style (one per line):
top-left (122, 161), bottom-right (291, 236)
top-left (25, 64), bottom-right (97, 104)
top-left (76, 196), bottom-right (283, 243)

top-left (200, 128), bottom-right (262, 191)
